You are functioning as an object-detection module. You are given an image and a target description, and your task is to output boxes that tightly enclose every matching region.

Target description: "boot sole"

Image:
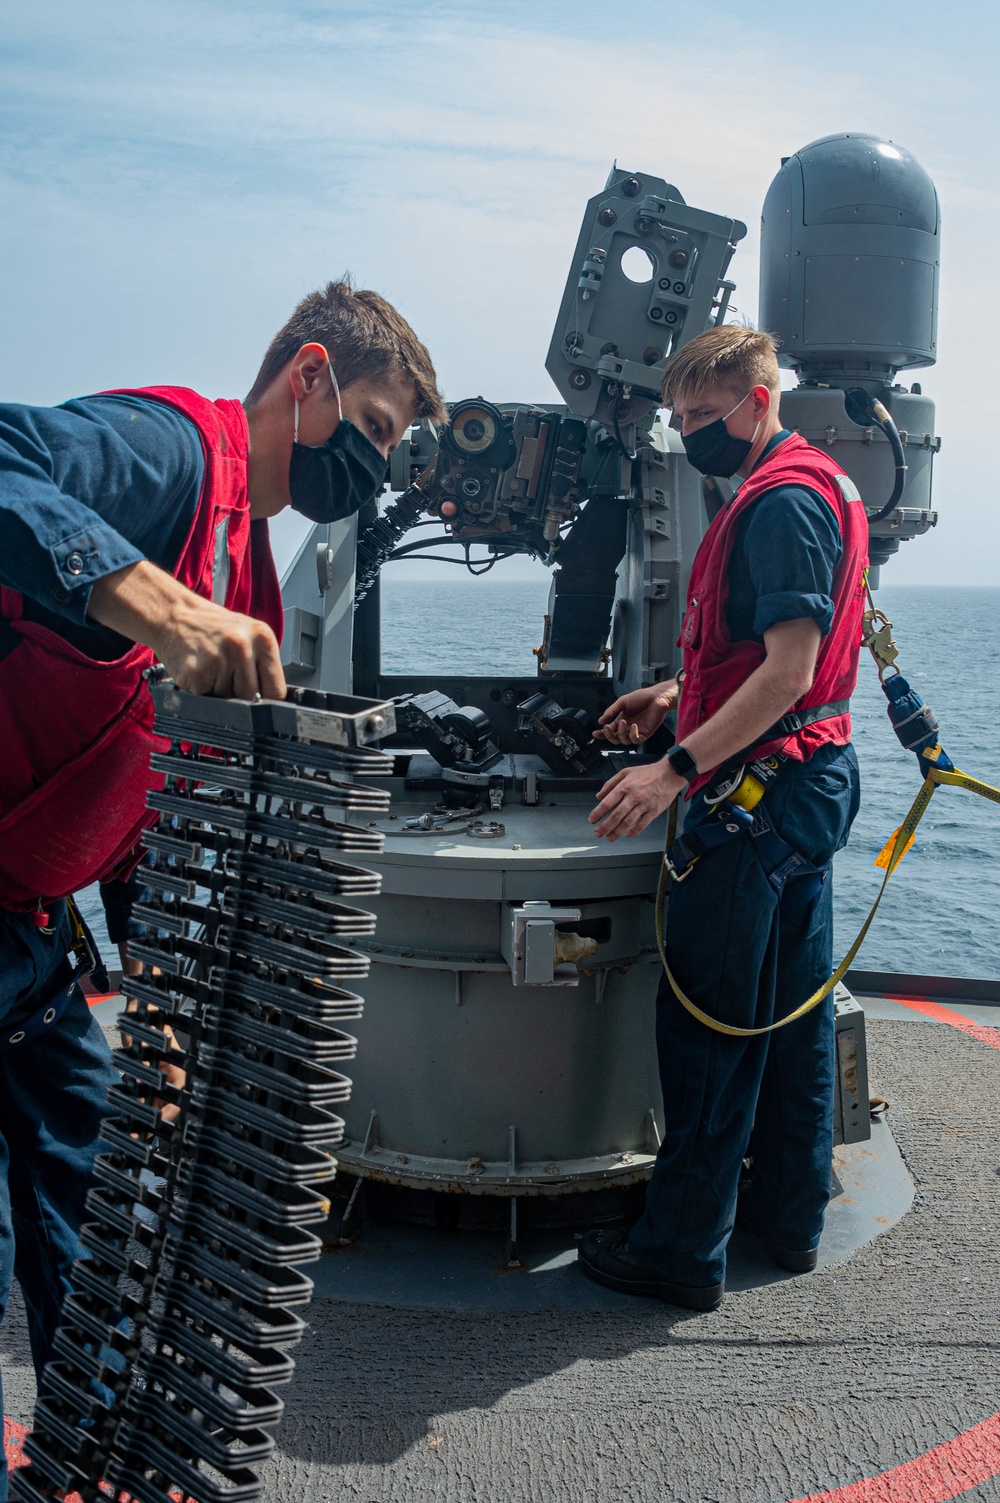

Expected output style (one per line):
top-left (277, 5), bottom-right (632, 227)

top-left (768, 1245), bottom-right (819, 1274)
top-left (736, 1213), bottom-right (819, 1274)
top-left (577, 1254), bottom-right (724, 1311)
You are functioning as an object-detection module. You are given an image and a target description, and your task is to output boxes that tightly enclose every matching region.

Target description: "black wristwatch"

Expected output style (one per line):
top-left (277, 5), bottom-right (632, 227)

top-left (666, 743), bottom-right (698, 782)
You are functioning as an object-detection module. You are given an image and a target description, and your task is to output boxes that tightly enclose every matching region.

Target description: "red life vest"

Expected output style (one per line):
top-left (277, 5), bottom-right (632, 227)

top-left (676, 432), bottom-right (869, 798)
top-left (0, 386), bottom-right (283, 909)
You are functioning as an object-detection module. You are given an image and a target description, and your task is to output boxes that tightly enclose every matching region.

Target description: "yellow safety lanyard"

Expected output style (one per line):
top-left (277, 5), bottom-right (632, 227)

top-left (656, 580), bottom-right (1000, 1038)
top-left (66, 894), bottom-right (98, 978)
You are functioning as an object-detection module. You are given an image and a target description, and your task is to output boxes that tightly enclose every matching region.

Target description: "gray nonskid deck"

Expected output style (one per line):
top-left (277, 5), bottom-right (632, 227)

top-left (4, 1016), bottom-right (1000, 1502)
top-left (269, 1017), bottom-right (1000, 1502)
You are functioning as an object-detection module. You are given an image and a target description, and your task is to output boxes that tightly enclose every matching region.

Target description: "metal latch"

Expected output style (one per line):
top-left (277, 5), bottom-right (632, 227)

top-left (501, 901), bottom-right (596, 987)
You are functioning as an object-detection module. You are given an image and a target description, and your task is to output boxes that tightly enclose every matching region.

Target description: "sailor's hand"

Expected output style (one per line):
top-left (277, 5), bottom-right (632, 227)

top-left (589, 760), bottom-right (682, 841)
top-left (594, 681), bottom-right (678, 746)
top-left (89, 560), bottom-right (286, 700)
top-left (152, 594), bottom-right (286, 699)
top-left (121, 977), bottom-right (186, 1125)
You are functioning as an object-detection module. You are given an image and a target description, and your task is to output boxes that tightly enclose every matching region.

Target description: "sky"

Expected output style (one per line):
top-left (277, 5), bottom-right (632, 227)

top-left (2, 0), bottom-right (998, 585)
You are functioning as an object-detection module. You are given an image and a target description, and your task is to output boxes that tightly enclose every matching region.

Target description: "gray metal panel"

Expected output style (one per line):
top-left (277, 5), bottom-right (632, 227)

top-left (611, 421), bottom-right (705, 694)
top-left (545, 167), bottom-right (746, 424)
top-left (802, 255), bottom-right (935, 355)
top-left (279, 514), bottom-right (358, 693)
top-left (501, 864), bottom-right (660, 901)
top-left (281, 605), bottom-right (321, 676)
top-left (834, 984), bottom-right (871, 1146)
top-left (340, 958), bottom-right (663, 1178)
top-left (778, 386), bottom-right (939, 550)
top-left (376, 864), bottom-right (505, 901)
top-left (846, 969), bottom-right (1000, 1005)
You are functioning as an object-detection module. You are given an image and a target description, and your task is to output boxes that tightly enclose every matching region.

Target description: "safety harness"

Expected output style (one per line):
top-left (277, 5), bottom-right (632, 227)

top-left (0, 897), bottom-right (108, 1052)
top-left (656, 580), bottom-right (1000, 1038)
top-left (662, 696), bottom-right (851, 890)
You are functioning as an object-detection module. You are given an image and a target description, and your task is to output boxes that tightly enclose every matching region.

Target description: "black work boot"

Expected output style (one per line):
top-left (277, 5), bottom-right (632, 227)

top-left (577, 1230), bottom-right (724, 1311)
top-left (735, 1206), bottom-right (819, 1274)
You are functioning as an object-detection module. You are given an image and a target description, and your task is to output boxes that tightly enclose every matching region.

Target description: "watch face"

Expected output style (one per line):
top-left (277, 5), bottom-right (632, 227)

top-left (669, 745), bottom-right (696, 780)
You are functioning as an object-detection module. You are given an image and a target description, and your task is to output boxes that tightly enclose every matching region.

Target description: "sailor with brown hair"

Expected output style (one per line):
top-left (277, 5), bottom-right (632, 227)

top-left (0, 276), bottom-right (443, 1502)
top-left (578, 324), bottom-right (868, 1310)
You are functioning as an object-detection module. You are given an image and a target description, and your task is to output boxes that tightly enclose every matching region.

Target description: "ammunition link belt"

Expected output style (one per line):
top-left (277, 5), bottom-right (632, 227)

top-left (16, 683), bottom-right (394, 1503)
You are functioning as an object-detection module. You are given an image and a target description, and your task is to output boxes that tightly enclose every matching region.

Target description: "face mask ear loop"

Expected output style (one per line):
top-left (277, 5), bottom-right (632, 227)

top-left (294, 397), bottom-right (300, 445)
top-left (328, 362), bottom-right (343, 425)
top-left (723, 390), bottom-right (753, 424)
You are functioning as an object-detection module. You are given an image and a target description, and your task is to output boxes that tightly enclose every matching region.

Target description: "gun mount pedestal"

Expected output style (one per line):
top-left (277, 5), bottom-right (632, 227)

top-left (334, 773), bottom-right (666, 1230)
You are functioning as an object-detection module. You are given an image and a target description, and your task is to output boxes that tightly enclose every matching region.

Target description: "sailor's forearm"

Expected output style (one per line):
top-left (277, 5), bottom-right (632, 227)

top-left (88, 559), bottom-right (190, 645)
top-left (88, 559), bottom-right (286, 700)
top-left (678, 619), bottom-right (822, 780)
top-left (681, 665), bottom-right (810, 777)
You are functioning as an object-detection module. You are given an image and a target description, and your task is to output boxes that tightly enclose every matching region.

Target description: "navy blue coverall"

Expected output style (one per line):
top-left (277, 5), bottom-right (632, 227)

top-left (627, 433), bottom-right (862, 1289)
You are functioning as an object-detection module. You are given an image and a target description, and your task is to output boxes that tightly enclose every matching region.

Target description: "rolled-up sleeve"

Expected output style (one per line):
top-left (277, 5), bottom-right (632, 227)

top-left (0, 397), bottom-right (203, 626)
top-left (0, 433), bottom-right (144, 623)
top-left (743, 486), bottom-right (843, 638)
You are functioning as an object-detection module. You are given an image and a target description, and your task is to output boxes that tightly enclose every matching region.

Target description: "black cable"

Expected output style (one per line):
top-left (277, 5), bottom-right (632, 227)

top-left (866, 403), bottom-right (908, 522)
top-left (385, 552), bottom-right (484, 566)
top-left (384, 540), bottom-right (520, 570)
top-left (611, 405), bottom-right (637, 462)
top-left (388, 535), bottom-right (466, 559)
top-left (463, 544), bottom-right (518, 575)
top-left (844, 387), bottom-right (908, 522)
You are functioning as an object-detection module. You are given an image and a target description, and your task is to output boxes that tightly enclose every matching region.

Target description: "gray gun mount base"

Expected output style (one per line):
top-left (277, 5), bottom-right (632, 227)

top-left (332, 773), bottom-right (667, 1215)
top-left (15, 685), bottom-right (393, 1503)
top-left (328, 763), bottom-right (868, 1236)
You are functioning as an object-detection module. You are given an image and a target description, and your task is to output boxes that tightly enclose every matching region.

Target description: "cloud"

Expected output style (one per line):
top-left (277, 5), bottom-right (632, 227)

top-left (1, 1), bottom-right (997, 582)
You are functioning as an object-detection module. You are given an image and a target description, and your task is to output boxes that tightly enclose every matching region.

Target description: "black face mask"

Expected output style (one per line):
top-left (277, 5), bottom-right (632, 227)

top-left (681, 391), bottom-right (758, 478)
top-left (288, 363), bottom-right (388, 523)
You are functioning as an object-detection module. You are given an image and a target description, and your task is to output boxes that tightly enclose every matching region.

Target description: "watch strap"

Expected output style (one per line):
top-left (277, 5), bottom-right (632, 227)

top-left (666, 743), bottom-right (698, 782)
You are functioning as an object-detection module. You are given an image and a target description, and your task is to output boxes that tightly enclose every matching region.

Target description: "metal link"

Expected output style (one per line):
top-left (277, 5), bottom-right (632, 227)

top-left (15, 682), bottom-right (393, 1503)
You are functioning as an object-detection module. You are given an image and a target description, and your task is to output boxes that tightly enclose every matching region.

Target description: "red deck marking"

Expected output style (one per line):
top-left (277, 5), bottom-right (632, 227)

top-left (888, 994), bottom-right (1000, 1052)
top-left (788, 993), bottom-right (1000, 1503)
top-left (5, 1415), bottom-right (189, 1501)
top-left (87, 992), bottom-right (121, 1008)
top-left (788, 1409), bottom-right (1000, 1502)
top-left (4, 1414), bottom-right (27, 1472)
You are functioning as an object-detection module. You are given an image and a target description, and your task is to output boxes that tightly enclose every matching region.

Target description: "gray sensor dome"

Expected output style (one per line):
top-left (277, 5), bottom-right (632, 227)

top-left (759, 133), bottom-right (940, 381)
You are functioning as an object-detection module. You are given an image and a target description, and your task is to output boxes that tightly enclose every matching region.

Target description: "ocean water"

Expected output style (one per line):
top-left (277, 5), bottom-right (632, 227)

top-left (79, 581), bottom-right (1000, 983)
top-left (381, 578), bottom-right (1000, 982)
